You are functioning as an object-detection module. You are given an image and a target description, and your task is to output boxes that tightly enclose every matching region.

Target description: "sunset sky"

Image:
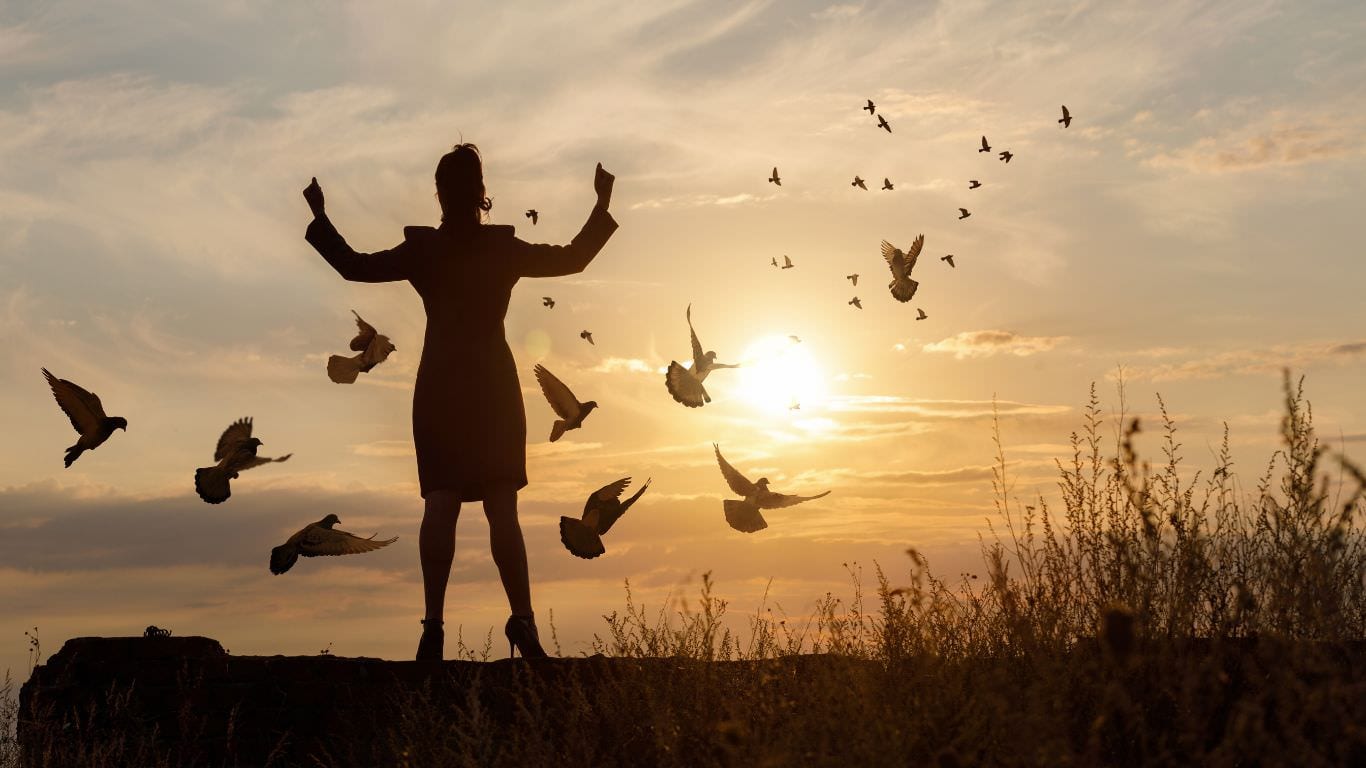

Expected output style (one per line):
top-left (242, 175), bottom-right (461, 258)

top-left (3, 0), bottom-right (1365, 674)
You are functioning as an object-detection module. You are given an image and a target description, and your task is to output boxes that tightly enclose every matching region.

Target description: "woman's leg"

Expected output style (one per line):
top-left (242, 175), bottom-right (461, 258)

top-left (420, 489), bottom-right (461, 622)
top-left (483, 488), bottom-right (533, 617)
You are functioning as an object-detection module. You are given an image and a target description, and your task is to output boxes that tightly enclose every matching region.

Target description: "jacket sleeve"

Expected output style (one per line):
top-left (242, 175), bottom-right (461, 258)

top-left (305, 213), bottom-right (412, 283)
top-left (508, 205), bottom-right (618, 278)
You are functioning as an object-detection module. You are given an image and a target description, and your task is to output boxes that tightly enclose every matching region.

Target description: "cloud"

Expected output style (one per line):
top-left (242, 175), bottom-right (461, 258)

top-left (811, 4), bottom-right (861, 21)
top-left (922, 331), bottom-right (1069, 360)
top-left (1148, 121), bottom-right (1364, 173)
top-left (1117, 341), bottom-right (1366, 382)
top-left (590, 357), bottom-right (660, 374)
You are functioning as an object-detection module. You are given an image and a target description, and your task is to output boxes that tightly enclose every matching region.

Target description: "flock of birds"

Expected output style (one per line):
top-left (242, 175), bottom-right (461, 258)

top-left (38, 100), bottom-right (1075, 570)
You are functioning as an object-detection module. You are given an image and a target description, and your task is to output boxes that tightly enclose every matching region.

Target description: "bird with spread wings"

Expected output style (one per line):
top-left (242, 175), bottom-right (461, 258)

top-left (327, 310), bottom-right (396, 384)
top-left (534, 364), bottom-right (597, 442)
top-left (882, 234), bottom-right (924, 303)
top-left (41, 368), bottom-right (126, 467)
top-left (270, 514), bottom-right (397, 574)
top-left (559, 477), bottom-right (651, 559)
top-left (194, 417), bottom-right (291, 504)
top-left (714, 444), bottom-right (830, 533)
top-left (665, 304), bottom-right (739, 408)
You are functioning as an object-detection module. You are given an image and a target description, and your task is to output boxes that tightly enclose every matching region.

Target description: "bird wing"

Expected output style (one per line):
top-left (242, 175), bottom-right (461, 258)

top-left (299, 526), bottom-right (398, 557)
top-left (714, 444), bottom-right (757, 497)
top-left (880, 240), bottom-right (901, 267)
top-left (1061, 105), bottom-right (1070, 119)
top-left (600, 477), bottom-right (650, 534)
top-left (534, 364), bottom-right (581, 420)
top-left (214, 417), bottom-right (253, 461)
top-left (42, 369), bottom-right (106, 435)
top-left (582, 477), bottom-right (629, 531)
top-left (981, 136), bottom-right (989, 150)
top-left (349, 311), bottom-right (377, 352)
top-left (361, 335), bottom-right (396, 369)
top-left (783, 255), bottom-right (792, 267)
top-left (665, 362), bottom-right (709, 408)
top-left (238, 453), bottom-right (292, 472)
top-left (760, 489), bottom-right (831, 510)
top-left (686, 304), bottom-right (707, 370)
top-left (904, 234), bottom-right (924, 270)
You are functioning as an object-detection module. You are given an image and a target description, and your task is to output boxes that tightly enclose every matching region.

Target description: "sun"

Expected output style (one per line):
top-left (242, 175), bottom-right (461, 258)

top-left (735, 335), bottom-right (828, 414)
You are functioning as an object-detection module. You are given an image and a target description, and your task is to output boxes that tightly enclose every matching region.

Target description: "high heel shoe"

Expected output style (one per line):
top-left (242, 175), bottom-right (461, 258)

top-left (504, 614), bottom-right (548, 659)
top-left (416, 618), bottom-right (444, 661)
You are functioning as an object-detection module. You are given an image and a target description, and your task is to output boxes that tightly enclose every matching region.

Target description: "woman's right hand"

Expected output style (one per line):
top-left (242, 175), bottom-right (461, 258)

top-left (303, 177), bottom-right (326, 217)
top-left (593, 163), bottom-right (614, 210)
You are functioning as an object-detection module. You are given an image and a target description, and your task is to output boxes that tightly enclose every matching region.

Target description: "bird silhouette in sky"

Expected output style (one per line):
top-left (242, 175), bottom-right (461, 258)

top-left (979, 136), bottom-right (991, 153)
top-left (942, 254), bottom-right (956, 268)
top-left (195, 417), bottom-right (290, 504)
top-left (969, 180), bottom-right (981, 189)
top-left (770, 257), bottom-right (778, 267)
top-left (847, 273), bottom-right (859, 286)
top-left (882, 234), bottom-right (924, 303)
top-left (42, 368), bottom-right (126, 467)
top-left (714, 444), bottom-right (830, 533)
top-left (788, 399), bottom-right (800, 411)
top-left (559, 477), bottom-right (651, 559)
top-left (535, 364), bottom-right (597, 442)
top-left (877, 115), bottom-right (891, 133)
top-left (327, 310), bottom-right (396, 384)
top-left (789, 335), bottom-right (801, 343)
top-left (958, 208), bottom-right (971, 220)
top-left (525, 209), bottom-right (538, 225)
top-left (852, 176), bottom-right (867, 189)
top-left (849, 296), bottom-right (863, 309)
top-left (916, 308), bottom-right (928, 321)
top-left (270, 514), bottom-right (397, 575)
top-left (581, 330), bottom-right (595, 345)
top-left (781, 255), bottom-right (794, 269)
top-left (863, 99), bottom-right (876, 114)
top-left (1059, 105), bottom-right (1072, 128)
top-left (882, 178), bottom-right (894, 191)
top-left (768, 167), bottom-right (781, 186)
top-left (999, 150), bottom-right (1013, 163)
top-left (665, 304), bottom-right (738, 408)
top-left (542, 297), bottom-right (555, 308)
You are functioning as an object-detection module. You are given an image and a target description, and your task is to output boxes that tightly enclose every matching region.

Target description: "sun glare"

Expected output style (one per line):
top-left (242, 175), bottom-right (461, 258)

top-left (736, 335), bottom-right (828, 414)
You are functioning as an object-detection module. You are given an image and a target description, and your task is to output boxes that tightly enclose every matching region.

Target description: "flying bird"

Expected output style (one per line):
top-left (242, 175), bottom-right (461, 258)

top-left (941, 254), bottom-right (956, 268)
top-left (713, 444), bottom-right (830, 533)
top-left (327, 310), bottom-right (396, 384)
top-left (882, 178), bottom-right (894, 191)
top-left (979, 136), bottom-right (991, 153)
top-left (877, 115), bottom-right (891, 133)
top-left (916, 308), bottom-right (928, 321)
top-left (542, 297), bottom-right (555, 308)
top-left (559, 478), bottom-right (651, 559)
top-left (788, 399), bottom-right (800, 411)
top-left (852, 176), bottom-right (867, 190)
top-left (535, 364), bottom-right (597, 442)
top-left (1059, 105), bottom-right (1072, 128)
top-left (768, 167), bottom-right (781, 186)
top-left (525, 209), bottom-right (539, 225)
top-left (847, 274), bottom-right (858, 286)
top-left (41, 368), bottom-right (126, 467)
top-left (849, 296), bottom-right (863, 309)
top-left (999, 150), bottom-right (1013, 163)
top-left (863, 99), bottom-right (876, 114)
top-left (770, 257), bottom-right (779, 267)
top-left (958, 208), bottom-right (971, 220)
top-left (969, 180), bottom-right (981, 189)
top-left (781, 255), bottom-right (794, 270)
top-left (881, 234), bottom-right (924, 303)
top-left (195, 418), bottom-right (290, 504)
top-left (789, 335), bottom-right (801, 343)
top-left (581, 330), bottom-right (595, 345)
top-left (665, 304), bottom-right (739, 408)
top-left (270, 514), bottom-right (397, 575)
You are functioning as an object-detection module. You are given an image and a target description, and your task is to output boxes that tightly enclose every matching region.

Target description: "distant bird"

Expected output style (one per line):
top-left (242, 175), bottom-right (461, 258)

top-left (877, 115), bottom-right (891, 133)
top-left (327, 310), bottom-right (396, 384)
top-left (525, 209), bottom-right (539, 225)
top-left (41, 368), bottom-right (126, 467)
top-left (770, 257), bottom-right (779, 267)
top-left (958, 208), bottom-right (971, 220)
top-left (882, 234), bottom-right (924, 303)
top-left (714, 444), bottom-right (830, 533)
top-left (665, 304), bottom-right (739, 408)
top-left (788, 399), bottom-right (800, 411)
top-left (789, 335), bottom-right (801, 343)
top-left (882, 178), bottom-right (894, 191)
top-left (768, 167), bottom-right (781, 186)
top-left (559, 478), bottom-right (651, 559)
top-left (535, 364), bottom-right (597, 442)
top-left (849, 296), bottom-right (863, 309)
top-left (941, 254), bottom-right (956, 268)
top-left (863, 99), bottom-right (876, 114)
top-left (969, 180), bottom-right (981, 189)
top-left (1059, 105), bottom-right (1071, 128)
top-left (269, 514), bottom-right (397, 575)
top-left (847, 274), bottom-right (859, 286)
top-left (195, 418), bottom-right (290, 504)
top-left (581, 330), bottom-right (595, 345)
top-left (999, 150), bottom-right (1013, 163)
top-left (979, 136), bottom-right (991, 153)
top-left (781, 255), bottom-right (794, 270)
top-left (852, 176), bottom-right (867, 190)
top-left (916, 308), bottom-right (928, 321)
top-left (542, 297), bottom-right (555, 308)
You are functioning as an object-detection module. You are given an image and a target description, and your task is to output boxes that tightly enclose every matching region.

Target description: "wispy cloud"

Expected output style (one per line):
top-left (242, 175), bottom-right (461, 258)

top-left (1117, 340), bottom-right (1366, 382)
top-left (922, 331), bottom-right (1069, 360)
top-left (1148, 119), bottom-right (1366, 173)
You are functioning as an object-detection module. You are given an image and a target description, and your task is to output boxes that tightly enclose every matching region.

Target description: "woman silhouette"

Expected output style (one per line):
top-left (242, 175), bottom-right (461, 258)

top-left (303, 145), bottom-right (617, 660)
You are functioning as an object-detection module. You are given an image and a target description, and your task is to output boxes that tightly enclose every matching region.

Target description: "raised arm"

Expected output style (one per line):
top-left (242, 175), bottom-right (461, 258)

top-left (303, 177), bottom-right (412, 283)
top-left (511, 163), bottom-right (618, 278)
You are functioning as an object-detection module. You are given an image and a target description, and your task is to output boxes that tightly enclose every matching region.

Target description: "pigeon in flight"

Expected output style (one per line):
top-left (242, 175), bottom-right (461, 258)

top-left (979, 136), bottom-right (991, 153)
top-left (770, 257), bottom-right (778, 267)
top-left (941, 254), bottom-right (956, 268)
top-left (789, 335), bottom-right (801, 343)
top-left (581, 330), bottom-right (595, 345)
top-left (768, 167), bottom-right (781, 186)
top-left (535, 364), bottom-right (597, 442)
top-left (542, 297), bottom-right (555, 308)
top-left (847, 274), bottom-right (858, 286)
top-left (852, 176), bottom-right (867, 190)
top-left (666, 304), bottom-right (739, 408)
top-left (877, 115), bottom-right (891, 133)
top-left (916, 308), bottom-right (928, 321)
top-left (849, 296), bottom-right (863, 309)
top-left (958, 208), bottom-right (971, 220)
top-left (788, 399), bottom-right (800, 411)
top-left (327, 310), bottom-right (396, 384)
top-left (42, 368), bottom-right (126, 467)
top-left (713, 444), bottom-right (830, 533)
top-left (195, 417), bottom-right (290, 504)
top-left (559, 477), bottom-right (651, 559)
top-left (270, 514), bottom-right (397, 575)
top-left (525, 209), bottom-right (539, 225)
top-left (882, 234), bottom-right (924, 303)
top-left (781, 255), bottom-right (794, 269)
top-left (1059, 105), bottom-right (1071, 128)
top-left (969, 180), bottom-right (981, 189)
top-left (882, 178), bottom-right (894, 191)
top-left (863, 99), bottom-right (876, 115)
top-left (999, 150), bottom-right (1013, 163)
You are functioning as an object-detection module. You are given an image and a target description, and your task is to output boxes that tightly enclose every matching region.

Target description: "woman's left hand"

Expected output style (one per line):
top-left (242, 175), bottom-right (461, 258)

top-left (593, 163), bottom-right (614, 210)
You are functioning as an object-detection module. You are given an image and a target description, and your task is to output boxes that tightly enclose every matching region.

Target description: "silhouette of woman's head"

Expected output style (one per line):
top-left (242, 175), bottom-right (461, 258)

top-left (435, 143), bottom-right (492, 227)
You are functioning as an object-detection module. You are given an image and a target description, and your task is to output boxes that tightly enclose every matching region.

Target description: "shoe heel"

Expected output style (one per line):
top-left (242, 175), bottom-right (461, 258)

top-left (509, 640), bottom-right (516, 659)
